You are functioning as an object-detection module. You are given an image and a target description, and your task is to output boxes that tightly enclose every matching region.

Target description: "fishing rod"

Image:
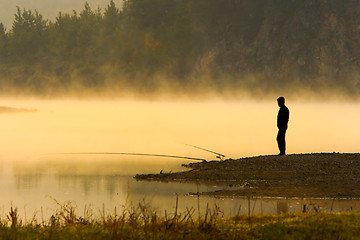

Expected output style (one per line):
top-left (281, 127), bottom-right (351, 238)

top-left (62, 152), bottom-right (206, 161)
top-left (184, 144), bottom-right (226, 160)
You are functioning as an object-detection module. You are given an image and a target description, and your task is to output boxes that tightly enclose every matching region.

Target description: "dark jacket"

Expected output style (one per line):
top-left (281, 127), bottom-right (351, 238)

top-left (277, 105), bottom-right (289, 129)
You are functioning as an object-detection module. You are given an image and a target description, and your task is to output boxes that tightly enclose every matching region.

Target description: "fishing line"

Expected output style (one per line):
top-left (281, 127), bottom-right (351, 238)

top-left (61, 152), bottom-right (206, 161)
top-left (184, 144), bottom-right (226, 159)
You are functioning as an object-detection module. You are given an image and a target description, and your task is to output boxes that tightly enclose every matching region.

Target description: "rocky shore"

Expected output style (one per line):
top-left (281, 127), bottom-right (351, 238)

top-left (135, 153), bottom-right (360, 198)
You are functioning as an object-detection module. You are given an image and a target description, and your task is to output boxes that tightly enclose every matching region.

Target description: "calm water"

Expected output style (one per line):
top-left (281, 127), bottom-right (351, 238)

top-left (0, 98), bottom-right (359, 220)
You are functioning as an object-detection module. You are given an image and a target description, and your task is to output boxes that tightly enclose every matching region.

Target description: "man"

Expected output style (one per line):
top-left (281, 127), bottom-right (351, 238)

top-left (276, 96), bottom-right (289, 155)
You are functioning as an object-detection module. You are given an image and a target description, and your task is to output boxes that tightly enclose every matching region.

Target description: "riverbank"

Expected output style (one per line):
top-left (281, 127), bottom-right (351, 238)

top-left (135, 153), bottom-right (360, 198)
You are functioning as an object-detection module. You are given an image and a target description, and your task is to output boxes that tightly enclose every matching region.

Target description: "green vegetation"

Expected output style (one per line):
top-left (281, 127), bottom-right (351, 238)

top-left (0, 0), bottom-right (359, 96)
top-left (1, 202), bottom-right (360, 239)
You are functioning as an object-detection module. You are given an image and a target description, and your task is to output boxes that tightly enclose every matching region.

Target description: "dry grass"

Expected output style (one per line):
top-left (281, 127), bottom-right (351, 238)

top-left (1, 198), bottom-right (360, 239)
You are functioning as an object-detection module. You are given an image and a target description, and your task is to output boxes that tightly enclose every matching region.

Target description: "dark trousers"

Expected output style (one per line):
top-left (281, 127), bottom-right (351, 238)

top-left (277, 128), bottom-right (287, 155)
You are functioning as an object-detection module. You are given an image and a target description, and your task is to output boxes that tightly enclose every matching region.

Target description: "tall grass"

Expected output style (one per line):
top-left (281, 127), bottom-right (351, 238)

top-left (1, 199), bottom-right (360, 239)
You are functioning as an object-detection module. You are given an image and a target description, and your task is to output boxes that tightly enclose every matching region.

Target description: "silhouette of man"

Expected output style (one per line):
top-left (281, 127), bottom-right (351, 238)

top-left (276, 96), bottom-right (289, 155)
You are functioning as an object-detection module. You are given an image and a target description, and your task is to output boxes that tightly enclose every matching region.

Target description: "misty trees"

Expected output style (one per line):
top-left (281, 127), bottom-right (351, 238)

top-left (0, 0), bottom-right (359, 95)
top-left (103, 0), bottom-right (121, 35)
top-left (8, 7), bottom-right (49, 61)
top-left (52, 11), bottom-right (80, 60)
top-left (0, 23), bottom-right (7, 60)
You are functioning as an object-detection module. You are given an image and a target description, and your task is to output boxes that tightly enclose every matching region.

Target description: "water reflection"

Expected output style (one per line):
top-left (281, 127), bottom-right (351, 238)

top-left (56, 175), bottom-right (126, 198)
top-left (1, 159), bottom-right (359, 222)
top-left (15, 174), bottom-right (43, 190)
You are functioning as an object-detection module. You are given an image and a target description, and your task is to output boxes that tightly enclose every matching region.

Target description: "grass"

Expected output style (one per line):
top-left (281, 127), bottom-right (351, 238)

top-left (1, 200), bottom-right (360, 239)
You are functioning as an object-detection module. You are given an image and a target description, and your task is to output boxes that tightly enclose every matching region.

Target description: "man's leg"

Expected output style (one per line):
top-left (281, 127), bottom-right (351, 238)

top-left (277, 129), bottom-right (286, 155)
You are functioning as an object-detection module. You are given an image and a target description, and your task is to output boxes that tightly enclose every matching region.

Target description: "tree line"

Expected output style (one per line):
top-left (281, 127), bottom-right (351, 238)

top-left (0, 0), bottom-right (359, 96)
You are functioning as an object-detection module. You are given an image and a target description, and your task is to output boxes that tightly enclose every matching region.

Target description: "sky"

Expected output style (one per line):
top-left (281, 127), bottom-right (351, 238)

top-left (0, 0), bottom-right (123, 28)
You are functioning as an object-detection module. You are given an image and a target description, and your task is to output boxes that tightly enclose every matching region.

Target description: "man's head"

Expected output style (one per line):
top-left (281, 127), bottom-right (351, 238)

top-left (277, 96), bottom-right (285, 107)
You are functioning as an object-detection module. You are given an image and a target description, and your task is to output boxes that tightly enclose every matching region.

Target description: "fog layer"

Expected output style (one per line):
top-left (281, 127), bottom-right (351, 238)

top-left (1, 99), bottom-right (359, 164)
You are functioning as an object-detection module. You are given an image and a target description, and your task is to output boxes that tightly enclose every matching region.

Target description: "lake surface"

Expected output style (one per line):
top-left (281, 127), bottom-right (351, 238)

top-left (0, 98), bottom-right (359, 220)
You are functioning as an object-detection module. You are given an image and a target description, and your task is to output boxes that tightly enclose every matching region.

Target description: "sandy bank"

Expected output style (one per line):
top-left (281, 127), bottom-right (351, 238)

top-left (135, 153), bottom-right (360, 198)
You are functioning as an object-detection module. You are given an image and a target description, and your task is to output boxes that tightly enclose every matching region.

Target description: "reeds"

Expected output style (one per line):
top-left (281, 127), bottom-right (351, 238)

top-left (1, 198), bottom-right (360, 240)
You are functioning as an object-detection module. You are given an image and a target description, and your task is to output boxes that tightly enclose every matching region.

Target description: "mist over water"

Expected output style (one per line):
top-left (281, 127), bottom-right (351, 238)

top-left (0, 98), bottom-right (359, 162)
top-left (0, 97), bottom-right (359, 219)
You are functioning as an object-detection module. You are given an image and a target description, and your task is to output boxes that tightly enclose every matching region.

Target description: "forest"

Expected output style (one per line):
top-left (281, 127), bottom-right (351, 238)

top-left (0, 0), bottom-right (359, 97)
